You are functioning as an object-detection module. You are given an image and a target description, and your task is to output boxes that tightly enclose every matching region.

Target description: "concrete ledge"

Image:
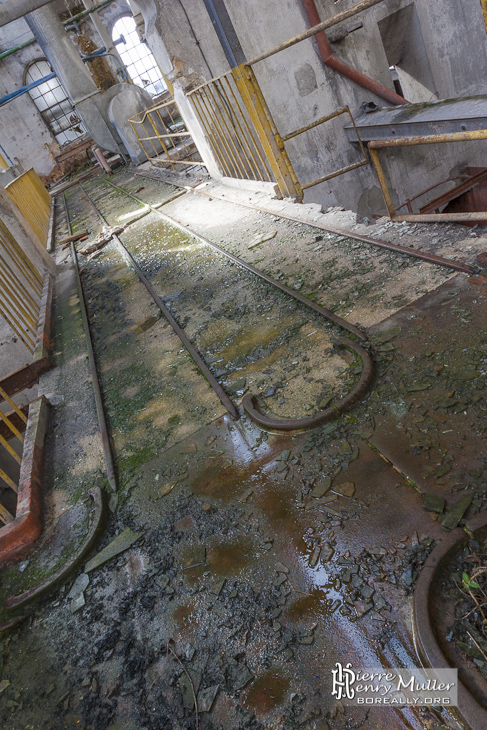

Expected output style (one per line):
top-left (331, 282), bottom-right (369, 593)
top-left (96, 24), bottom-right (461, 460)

top-left (46, 199), bottom-right (55, 254)
top-left (33, 270), bottom-right (54, 366)
top-left (413, 512), bottom-right (487, 730)
top-left (6, 487), bottom-right (104, 609)
top-left (0, 396), bottom-right (50, 565)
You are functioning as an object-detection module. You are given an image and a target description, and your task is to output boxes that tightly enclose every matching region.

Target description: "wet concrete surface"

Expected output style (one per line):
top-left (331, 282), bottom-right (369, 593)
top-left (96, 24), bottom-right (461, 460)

top-left (0, 168), bottom-right (484, 729)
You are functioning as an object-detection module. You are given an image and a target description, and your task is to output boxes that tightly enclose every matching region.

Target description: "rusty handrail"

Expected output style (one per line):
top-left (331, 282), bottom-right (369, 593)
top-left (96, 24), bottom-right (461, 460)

top-left (247, 0), bottom-right (386, 66)
top-left (242, 338), bottom-right (374, 432)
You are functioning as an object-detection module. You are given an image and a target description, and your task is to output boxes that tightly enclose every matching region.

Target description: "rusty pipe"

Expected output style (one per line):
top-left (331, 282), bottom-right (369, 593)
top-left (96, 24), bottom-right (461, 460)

top-left (301, 0), bottom-right (408, 107)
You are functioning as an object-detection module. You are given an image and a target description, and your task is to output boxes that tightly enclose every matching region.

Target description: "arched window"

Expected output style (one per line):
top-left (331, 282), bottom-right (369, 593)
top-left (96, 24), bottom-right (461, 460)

top-left (112, 16), bottom-right (167, 97)
top-left (25, 59), bottom-right (86, 146)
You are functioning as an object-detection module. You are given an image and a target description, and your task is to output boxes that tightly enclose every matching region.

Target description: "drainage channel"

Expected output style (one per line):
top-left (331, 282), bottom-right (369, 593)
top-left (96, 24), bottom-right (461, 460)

top-left (70, 176), bottom-right (375, 434)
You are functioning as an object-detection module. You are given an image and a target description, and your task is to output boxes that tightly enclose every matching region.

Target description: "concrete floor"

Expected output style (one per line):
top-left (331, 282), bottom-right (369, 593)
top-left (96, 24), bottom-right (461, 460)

top-left (0, 167), bottom-right (486, 730)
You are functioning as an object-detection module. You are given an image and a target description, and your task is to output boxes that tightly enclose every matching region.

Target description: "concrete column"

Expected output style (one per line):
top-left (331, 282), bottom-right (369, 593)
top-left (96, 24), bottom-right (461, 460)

top-left (0, 0), bottom-right (53, 28)
top-left (25, 5), bottom-right (122, 154)
top-left (81, 0), bottom-right (125, 69)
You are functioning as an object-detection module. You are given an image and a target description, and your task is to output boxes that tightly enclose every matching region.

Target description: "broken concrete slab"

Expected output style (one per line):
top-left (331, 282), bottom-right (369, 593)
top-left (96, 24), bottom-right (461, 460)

top-left (84, 528), bottom-right (143, 573)
top-left (441, 494), bottom-right (472, 530)
top-left (67, 573), bottom-right (89, 600)
top-left (333, 482), bottom-right (356, 498)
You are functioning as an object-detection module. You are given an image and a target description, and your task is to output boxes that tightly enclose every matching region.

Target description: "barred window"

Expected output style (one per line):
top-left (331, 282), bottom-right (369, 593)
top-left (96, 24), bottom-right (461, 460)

top-left (25, 59), bottom-right (86, 145)
top-left (112, 16), bottom-right (167, 97)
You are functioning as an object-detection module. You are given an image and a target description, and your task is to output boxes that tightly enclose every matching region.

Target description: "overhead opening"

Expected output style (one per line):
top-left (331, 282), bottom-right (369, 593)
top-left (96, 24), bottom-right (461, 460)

top-left (378, 4), bottom-right (437, 103)
top-left (112, 16), bottom-right (167, 98)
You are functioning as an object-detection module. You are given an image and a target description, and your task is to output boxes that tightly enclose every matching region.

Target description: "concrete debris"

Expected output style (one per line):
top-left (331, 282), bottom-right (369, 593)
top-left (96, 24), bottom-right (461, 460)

top-left (67, 573), bottom-right (89, 600)
top-left (198, 684), bottom-right (219, 712)
top-left (333, 482), bottom-right (356, 498)
top-left (248, 230), bottom-right (277, 249)
top-left (78, 225), bottom-right (125, 255)
top-left (84, 528), bottom-right (143, 573)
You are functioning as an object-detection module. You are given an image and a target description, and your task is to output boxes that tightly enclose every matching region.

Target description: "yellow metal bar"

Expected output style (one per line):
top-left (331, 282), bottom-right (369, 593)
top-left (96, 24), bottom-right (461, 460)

top-left (247, 0), bottom-right (386, 66)
top-left (283, 105), bottom-right (368, 190)
top-left (132, 132), bottom-right (193, 141)
top-left (165, 105), bottom-right (191, 157)
top-left (0, 502), bottom-right (14, 524)
top-left (0, 219), bottom-right (42, 294)
top-left (214, 79), bottom-right (251, 180)
top-left (148, 111), bottom-right (176, 170)
top-left (368, 129), bottom-right (487, 222)
top-left (0, 250), bottom-right (40, 315)
top-left (232, 64), bottom-right (302, 200)
top-left (0, 153), bottom-right (8, 171)
top-left (0, 298), bottom-right (35, 351)
top-left (0, 433), bottom-right (21, 464)
top-left (0, 410), bottom-right (25, 443)
top-left (130, 120), bottom-right (151, 164)
top-left (0, 269), bottom-right (38, 330)
top-left (482, 0), bottom-right (487, 34)
top-left (207, 83), bottom-right (248, 179)
top-left (221, 75), bottom-right (262, 179)
top-left (201, 85), bottom-right (242, 178)
top-left (5, 169), bottom-right (51, 246)
top-left (368, 129), bottom-right (487, 148)
top-left (301, 159), bottom-right (368, 189)
top-left (0, 386), bottom-right (27, 424)
top-left (369, 146), bottom-right (396, 217)
top-left (282, 108), bottom-right (349, 142)
top-left (0, 466), bottom-right (19, 494)
top-left (191, 90), bottom-right (233, 177)
top-left (223, 75), bottom-right (272, 181)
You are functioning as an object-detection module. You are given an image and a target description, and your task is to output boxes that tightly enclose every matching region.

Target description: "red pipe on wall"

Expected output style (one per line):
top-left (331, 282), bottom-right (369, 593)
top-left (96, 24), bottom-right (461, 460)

top-left (301, 0), bottom-right (409, 106)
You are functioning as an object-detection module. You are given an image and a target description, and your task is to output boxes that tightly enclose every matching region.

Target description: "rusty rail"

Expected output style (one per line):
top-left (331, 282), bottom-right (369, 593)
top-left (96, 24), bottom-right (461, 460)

top-left (242, 338), bottom-right (374, 432)
top-left (132, 171), bottom-right (475, 275)
top-left (78, 185), bottom-right (239, 421)
top-left (63, 195), bottom-right (118, 493)
top-left (103, 179), bottom-right (367, 339)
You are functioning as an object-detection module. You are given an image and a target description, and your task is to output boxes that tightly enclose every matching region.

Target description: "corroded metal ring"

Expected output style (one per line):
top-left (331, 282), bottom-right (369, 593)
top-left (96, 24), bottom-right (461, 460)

top-left (242, 337), bottom-right (374, 433)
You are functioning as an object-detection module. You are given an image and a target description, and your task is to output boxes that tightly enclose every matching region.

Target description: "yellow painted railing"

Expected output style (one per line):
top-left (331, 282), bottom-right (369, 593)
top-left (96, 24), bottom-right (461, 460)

top-left (5, 169), bottom-right (51, 247)
top-left (0, 217), bottom-right (42, 352)
top-left (129, 97), bottom-right (205, 170)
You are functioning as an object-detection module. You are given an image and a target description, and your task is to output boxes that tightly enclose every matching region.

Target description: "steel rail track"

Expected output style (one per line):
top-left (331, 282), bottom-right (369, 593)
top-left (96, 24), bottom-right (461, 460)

top-left (77, 185), bottom-right (240, 420)
top-left (133, 170), bottom-right (475, 275)
top-left (79, 177), bottom-right (374, 433)
top-left (63, 194), bottom-right (118, 493)
top-left (103, 178), bottom-right (367, 340)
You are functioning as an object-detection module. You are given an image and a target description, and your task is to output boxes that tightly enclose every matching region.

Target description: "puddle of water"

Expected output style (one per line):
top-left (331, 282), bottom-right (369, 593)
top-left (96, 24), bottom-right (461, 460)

top-left (173, 601), bottom-right (197, 628)
top-left (244, 671), bottom-right (290, 714)
top-left (182, 537), bottom-right (255, 583)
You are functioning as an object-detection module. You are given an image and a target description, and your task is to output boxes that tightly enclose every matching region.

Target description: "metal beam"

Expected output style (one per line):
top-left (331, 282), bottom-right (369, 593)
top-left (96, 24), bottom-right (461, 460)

top-left (0, 0), bottom-right (54, 28)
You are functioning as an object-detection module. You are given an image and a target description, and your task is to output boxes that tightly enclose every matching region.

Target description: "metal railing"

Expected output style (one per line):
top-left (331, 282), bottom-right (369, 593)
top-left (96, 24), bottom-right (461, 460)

top-left (0, 217), bottom-right (42, 352)
top-left (188, 70), bottom-right (274, 184)
top-left (0, 383), bottom-right (29, 525)
top-left (5, 169), bottom-right (52, 246)
top-left (369, 130), bottom-right (487, 223)
top-left (185, 2), bottom-right (378, 200)
top-left (128, 96), bottom-right (206, 169)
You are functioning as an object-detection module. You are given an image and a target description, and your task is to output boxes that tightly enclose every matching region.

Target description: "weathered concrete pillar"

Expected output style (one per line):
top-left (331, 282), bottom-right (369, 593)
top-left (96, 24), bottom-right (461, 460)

top-left (25, 5), bottom-right (122, 154)
top-left (135, 0), bottom-right (223, 178)
top-left (81, 0), bottom-right (125, 70)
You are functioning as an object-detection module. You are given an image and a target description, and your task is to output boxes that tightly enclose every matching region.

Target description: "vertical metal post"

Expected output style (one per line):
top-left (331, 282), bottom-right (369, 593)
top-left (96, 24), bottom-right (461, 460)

top-left (232, 64), bottom-right (303, 200)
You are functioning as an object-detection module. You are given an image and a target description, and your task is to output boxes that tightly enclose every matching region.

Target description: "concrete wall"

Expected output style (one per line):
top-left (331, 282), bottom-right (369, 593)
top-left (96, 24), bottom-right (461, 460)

top-left (0, 20), bottom-right (58, 177)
